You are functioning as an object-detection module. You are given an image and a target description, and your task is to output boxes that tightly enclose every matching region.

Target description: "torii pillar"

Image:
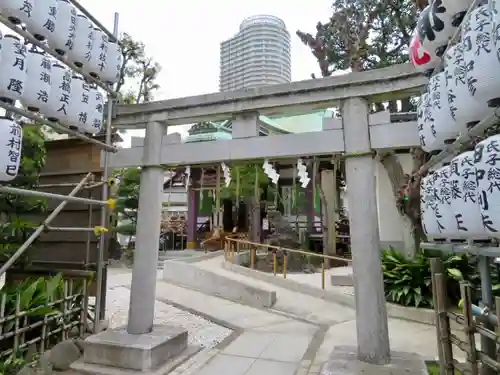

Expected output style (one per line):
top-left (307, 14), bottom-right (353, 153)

top-left (76, 121), bottom-right (188, 374)
top-left (342, 98), bottom-right (390, 364)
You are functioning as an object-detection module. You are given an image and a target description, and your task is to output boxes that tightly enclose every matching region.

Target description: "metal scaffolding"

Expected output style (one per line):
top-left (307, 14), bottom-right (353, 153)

top-left (418, 3), bottom-right (500, 375)
top-left (0, 3), bottom-right (120, 333)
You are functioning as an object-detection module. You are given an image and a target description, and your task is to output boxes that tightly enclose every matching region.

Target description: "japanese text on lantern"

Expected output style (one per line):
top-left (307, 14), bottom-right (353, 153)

top-left (98, 35), bottom-right (108, 72)
top-left (85, 29), bottom-right (93, 62)
top-left (44, 4), bottom-right (57, 34)
top-left (78, 84), bottom-right (90, 126)
top-left (19, 1), bottom-right (33, 18)
top-left (37, 57), bottom-right (52, 104)
top-left (8, 42), bottom-right (26, 95)
top-left (93, 92), bottom-right (103, 130)
top-left (58, 71), bottom-right (72, 115)
top-left (475, 141), bottom-right (499, 232)
top-left (66, 8), bottom-right (77, 50)
top-left (5, 122), bottom-right (21, 177)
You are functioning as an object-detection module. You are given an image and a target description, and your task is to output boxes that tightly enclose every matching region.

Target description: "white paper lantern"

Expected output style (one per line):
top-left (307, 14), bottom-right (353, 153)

top-left (22, 0), bottom-right (57, 41)
top-left (0, 0), bottom-right (30, 25)
top-left (86, 86), bottom-right (104, 133)
top-left (423, 91), bottom-right (445, 154)
top-left (0, 117), bottom-right (22, 182)
top-left (417, 5), bottom-right (449, 58)
top-left (23, 47), bottom-right (52, 113)
top-left (449, 151), bottom-right (487, 239)
top-left (46, 0), bottom-right (77, 56)
top-left (421, 0), bottom-right (466, 57)
top-left (67, 14), bottom-right (93, 68)
top-left (67, 75), bottom-right (90, 131)
top-left (410, 28), bottom-right (440, 74)
top-left (432, 165), bottom-right (457, 239)
top-left (45, 63), bottom-right (72, 123)
top-left (462, 5), bottom-right (500, 109)
top-left (443, 43), bottom-right (489, 132)
top-left (101, 40), bottom-right (122, 84)
top-left (421, 173), bottom-right (440, 238)
top-left (474, 134), bottom-right (500, 237)
top-left (0, 35), bottom-right (27, 104)
top-left (417, 93), bottom-right (440, 153)
top-left (443, 0), bottom-right (475, 26)
top-left (428, 71), bottom-right (459, 145)
top-left (87, 28), bottom-right (108, 79)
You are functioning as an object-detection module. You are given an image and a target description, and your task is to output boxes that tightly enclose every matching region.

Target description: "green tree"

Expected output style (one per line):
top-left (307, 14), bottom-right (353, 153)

top-left (113, 168), bottom-right (141, 243)
top-left (0, 125), bottom-right (46, 262)
top-left (116, 33), bottom-right (161, 104)
top-left (109, 33), bottom-right (162, 242)
top-left (220, 163), bottom-right (268, 201)
top-left (219, 163), bottom-right (269, 241)
top-left (297, 0), bottom-right (424, 257)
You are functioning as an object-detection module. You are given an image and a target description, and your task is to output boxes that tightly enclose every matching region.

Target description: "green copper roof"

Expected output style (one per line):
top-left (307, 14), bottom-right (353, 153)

top-left (183, 110), bottom-right (335, 143)
top-left (185, 132), bottom-right (233, 142)
top-left (267, 110), bottom-right (335, 133)
top-left (184, 121), bottom-right (232, 143)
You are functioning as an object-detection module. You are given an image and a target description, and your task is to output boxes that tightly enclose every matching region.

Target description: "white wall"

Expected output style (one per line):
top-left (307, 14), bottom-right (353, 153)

top-left (375, 154), bottom-right (413, 249)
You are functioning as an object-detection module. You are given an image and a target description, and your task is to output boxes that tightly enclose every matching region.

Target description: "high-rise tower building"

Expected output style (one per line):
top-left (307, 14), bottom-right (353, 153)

top-left (219, 15), bottom-right (292, 91)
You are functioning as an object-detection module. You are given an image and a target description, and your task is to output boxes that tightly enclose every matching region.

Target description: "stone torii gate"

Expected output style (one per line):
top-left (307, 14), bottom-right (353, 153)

top-left (82, 64), bottom-right (426, 373)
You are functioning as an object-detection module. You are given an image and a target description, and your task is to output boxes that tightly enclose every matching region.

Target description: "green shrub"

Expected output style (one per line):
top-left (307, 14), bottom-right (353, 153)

top-left (381, 248), bottom-right (488, 308)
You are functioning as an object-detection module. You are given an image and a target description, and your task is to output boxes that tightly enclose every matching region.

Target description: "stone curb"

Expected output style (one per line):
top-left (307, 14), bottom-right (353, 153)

top-left (163, 260), bottom-right (277, 308)
top-left (174, 250), bottom-right (225, 264)
top-left (221, 261), bottom-right (459, 328)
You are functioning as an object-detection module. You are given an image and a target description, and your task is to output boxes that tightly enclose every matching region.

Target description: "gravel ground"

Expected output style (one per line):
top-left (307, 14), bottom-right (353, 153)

top-left (105, 284), bottom-right (233, 348)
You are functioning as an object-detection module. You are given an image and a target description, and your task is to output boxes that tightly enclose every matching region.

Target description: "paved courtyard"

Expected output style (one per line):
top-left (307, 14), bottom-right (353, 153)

top-left (104, 254), bottom-right (445, 375)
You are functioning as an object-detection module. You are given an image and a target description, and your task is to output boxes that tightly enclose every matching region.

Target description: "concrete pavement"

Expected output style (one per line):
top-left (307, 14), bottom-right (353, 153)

top-left (105, 256), bottom-right (444, 375)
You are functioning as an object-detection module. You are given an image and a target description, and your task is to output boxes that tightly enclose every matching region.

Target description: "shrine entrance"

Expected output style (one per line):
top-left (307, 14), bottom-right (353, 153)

top-left (106, 64), bottom-right (426, 366)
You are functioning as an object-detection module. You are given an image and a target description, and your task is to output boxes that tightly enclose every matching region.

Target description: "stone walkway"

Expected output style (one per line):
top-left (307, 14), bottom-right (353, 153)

top-left (105, 257), bottom-right (445, 375)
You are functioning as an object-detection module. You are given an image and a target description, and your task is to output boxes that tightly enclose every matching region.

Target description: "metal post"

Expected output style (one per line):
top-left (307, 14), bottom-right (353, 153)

top-left (0, 186), bottom-right (108, 206)
top-left (342, 97), bottom-right (390, 364)
top-left (93, 12), bottom-right (119, 333)
top-left (0, 173), bottom-right (93, 278)
top-left (127, 121), bottom-right (165, 335)
top-left (47, 226), bottom-right (96, 232)
top-left (478, 256), bottom-right (496, 375)
top-left (67, 0), bottom-right (121, 44)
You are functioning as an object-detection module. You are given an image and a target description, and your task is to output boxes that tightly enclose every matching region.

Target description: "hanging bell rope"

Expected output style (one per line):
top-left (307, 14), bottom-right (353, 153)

top-left (312, 159), bottom-right (318, 211)
top-left (236, 165), bottom-right (240, 209)
top-left (292, 162), bottom-right (297, 211)
top-left (215, 164), bottom-right (221, 229)
top-left (200, 168), bottom-right (205, 203)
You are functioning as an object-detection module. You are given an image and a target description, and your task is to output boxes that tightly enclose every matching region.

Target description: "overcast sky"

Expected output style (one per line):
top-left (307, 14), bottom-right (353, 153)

top-left (1, 0), bottom-right (333, 142)
top-left (82, 0), bottom-right (334, 143)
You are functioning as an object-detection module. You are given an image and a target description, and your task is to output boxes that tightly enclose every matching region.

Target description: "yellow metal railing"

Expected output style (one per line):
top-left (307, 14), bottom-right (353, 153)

top-left (224, 238), bottom-right (350, 290)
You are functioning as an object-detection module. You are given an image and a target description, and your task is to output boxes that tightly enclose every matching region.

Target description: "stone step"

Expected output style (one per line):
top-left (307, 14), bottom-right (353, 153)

top-left (329, 266), bottom-right (354, 286)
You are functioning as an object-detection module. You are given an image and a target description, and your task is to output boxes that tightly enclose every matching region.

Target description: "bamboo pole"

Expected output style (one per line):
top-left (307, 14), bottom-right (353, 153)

top-left (434, 272), bottom-right (454, 375)
top-left (460, 282), bottom-right (479, 375)
top-left (225, 238), bottom-right (350, 263)
top-left (430, 258), bottom-right (446, 375)
top-left (0, 173), bottom-right (93, 278)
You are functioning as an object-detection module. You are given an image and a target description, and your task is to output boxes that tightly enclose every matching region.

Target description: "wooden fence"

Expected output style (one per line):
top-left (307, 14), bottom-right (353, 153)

top-left (0, 275), bottom-right (89, 364)
top-left (431, 257), bottom-right (500, 375)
